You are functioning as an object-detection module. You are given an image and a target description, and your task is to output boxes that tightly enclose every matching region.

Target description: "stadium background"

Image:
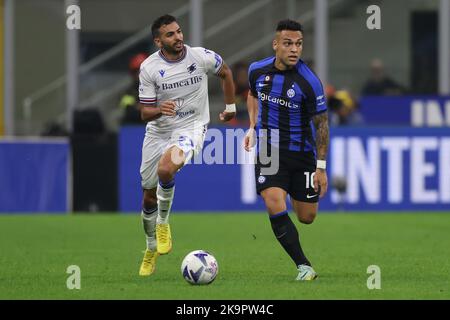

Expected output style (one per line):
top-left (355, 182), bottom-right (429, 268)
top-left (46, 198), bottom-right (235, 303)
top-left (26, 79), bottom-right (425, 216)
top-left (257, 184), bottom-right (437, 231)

top-left (1, 0), bottom-right (450, 300)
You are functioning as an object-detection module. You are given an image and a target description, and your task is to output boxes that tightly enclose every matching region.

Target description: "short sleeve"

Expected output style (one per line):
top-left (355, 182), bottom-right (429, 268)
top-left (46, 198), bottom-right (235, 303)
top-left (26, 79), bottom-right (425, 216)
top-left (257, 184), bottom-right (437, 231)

top-left (138, 68), bottom-right (157, 105)
top-left (312, 84), bottom-right (327, 114)
top-left (302, 64), bottom-right (327, 114)
top-left (202, 48), bottom-right (224, 75)
top-left (248, 63), bottom-right (258, 97)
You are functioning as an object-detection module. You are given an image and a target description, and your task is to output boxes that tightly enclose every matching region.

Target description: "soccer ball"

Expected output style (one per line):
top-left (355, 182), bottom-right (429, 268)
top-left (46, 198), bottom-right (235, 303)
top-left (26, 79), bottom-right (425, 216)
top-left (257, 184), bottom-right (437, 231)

top-left (181, 250), bottom-right (219, 285)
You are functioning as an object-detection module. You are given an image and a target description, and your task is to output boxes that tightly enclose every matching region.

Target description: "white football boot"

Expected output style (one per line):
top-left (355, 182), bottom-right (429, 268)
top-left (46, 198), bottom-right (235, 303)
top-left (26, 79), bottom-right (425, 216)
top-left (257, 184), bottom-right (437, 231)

top-left (296, 264), bottom-right (318, 281)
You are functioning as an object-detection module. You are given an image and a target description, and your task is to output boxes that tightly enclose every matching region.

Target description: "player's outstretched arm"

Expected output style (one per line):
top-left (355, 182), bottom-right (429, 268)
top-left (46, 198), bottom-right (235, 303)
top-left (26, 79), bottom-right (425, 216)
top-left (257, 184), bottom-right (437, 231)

top-left (312, 112), bottom-right (329, 197)
top-left (244, 92), bottom-right (258, 152)
top-left (216, 63), bottom-right (236, 122)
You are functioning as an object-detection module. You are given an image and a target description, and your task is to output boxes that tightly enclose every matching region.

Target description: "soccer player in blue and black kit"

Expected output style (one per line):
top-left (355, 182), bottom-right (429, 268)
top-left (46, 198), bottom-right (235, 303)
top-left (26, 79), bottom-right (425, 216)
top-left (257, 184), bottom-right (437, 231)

top-left (244, 20), bottom-right (329, 281)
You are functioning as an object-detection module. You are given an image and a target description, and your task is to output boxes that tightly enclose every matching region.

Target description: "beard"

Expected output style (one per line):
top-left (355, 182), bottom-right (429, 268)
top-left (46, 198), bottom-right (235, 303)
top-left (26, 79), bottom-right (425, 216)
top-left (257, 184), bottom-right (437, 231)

top-left (162, 41), bottom-right (184, 55)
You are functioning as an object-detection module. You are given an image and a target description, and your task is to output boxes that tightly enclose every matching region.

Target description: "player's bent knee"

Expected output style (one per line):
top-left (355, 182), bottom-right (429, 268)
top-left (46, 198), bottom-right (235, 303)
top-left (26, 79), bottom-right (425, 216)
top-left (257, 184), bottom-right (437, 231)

top-left (298, 213), bottom-right (316, 224)
top-left (143, 194), bottom-right (157, 210)
top-left (262, 195), bottom-right (285, 213)
top-left (262, 195), bottom-right (277, 206)
top-left (157, 165), bottom-right (175, 181)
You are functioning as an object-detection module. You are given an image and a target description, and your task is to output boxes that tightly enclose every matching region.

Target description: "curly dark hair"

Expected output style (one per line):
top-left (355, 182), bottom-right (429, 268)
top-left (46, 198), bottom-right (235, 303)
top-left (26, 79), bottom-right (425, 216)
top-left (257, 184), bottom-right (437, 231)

top-left (151, 14), bottom-right (177, 39)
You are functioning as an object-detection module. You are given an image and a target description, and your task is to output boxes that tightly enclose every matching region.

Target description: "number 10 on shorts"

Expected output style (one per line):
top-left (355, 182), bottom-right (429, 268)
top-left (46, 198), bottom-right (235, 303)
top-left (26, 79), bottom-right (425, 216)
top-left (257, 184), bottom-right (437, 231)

top-left (304, 172), bottom-right (316, 189)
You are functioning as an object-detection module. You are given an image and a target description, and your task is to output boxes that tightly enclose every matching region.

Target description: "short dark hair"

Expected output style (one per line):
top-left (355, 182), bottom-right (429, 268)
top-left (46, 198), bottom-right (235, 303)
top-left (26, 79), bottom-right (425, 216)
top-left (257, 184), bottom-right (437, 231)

top-left (152, 14), bottom-right (177, 39)
top-left (276, 19), bottom-right (303, 33)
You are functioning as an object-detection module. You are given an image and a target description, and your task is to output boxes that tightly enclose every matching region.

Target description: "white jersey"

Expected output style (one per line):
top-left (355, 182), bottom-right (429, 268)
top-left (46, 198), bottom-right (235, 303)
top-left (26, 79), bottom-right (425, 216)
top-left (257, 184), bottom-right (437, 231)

top-left (139, 45), bottom-right (224, 134)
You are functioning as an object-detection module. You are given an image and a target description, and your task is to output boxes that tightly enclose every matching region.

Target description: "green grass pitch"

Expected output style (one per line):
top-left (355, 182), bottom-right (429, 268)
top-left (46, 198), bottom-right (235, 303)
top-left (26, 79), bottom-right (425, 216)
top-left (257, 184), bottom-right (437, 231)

top-left (0, 212), bottom-right (449, 300)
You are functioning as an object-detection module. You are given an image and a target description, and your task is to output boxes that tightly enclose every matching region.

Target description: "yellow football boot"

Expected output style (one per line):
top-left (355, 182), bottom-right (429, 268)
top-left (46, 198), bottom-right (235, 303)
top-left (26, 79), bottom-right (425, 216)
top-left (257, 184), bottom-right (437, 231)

top-left (139, 249), bottom-right (159, 276)
top-left (156, 223), bottom-right (172, 254)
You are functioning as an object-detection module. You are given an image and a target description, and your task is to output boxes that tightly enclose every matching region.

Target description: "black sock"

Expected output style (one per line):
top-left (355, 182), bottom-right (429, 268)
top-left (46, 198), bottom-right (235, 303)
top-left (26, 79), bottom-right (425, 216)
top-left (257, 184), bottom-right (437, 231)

top-left (269, 211), bottom-right (311, 267)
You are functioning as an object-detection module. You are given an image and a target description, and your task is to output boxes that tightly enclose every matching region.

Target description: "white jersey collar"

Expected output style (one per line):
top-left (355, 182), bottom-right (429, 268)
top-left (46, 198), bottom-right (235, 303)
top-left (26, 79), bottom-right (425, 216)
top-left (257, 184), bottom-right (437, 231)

top-left (158, 46), bottom-right (187, 64)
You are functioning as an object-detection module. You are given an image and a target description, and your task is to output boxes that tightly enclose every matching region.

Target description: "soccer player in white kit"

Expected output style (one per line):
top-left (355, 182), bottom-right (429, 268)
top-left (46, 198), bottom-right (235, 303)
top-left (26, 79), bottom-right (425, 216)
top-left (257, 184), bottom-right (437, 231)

top-left (138, 15), bottom-right (236, 276)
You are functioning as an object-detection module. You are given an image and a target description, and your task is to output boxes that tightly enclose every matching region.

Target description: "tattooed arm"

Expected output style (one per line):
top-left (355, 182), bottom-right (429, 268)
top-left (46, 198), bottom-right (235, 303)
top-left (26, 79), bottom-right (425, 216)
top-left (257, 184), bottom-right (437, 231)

top-left (312, 112), bottom-right (329, 198)
top-left (313, 112), bottom-right (329, 161)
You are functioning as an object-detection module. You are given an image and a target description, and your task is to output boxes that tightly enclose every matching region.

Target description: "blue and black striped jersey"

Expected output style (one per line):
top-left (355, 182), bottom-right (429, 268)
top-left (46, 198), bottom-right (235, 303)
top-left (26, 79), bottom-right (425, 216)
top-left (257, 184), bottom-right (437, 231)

top-left (248, 57), bottom-right (327, 153)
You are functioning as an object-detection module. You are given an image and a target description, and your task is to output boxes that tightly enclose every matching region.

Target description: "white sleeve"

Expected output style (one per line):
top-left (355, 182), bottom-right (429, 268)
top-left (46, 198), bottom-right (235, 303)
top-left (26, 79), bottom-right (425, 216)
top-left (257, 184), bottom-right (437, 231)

top-left (201, 48), bottom-right (224, 75)
top-left (138, 68), bottom-right (157, 105)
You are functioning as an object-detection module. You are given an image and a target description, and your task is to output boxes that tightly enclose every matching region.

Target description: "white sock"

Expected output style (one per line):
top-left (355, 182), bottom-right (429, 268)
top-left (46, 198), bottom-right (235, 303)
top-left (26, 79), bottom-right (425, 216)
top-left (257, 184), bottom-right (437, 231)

top-left (142, 208), bottom-right (157, 251)
top-left (156, 180), bottom-right (175, 225)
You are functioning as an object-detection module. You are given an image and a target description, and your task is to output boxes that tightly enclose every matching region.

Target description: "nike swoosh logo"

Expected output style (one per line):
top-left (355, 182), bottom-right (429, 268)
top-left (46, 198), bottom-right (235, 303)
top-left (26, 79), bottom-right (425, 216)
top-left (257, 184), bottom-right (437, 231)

top-left (306, 194), bottom-right (318, 199)
top-left (258, 83), bottom-right (268, 87)
top-left (276, 232), bottom-right (287, 239)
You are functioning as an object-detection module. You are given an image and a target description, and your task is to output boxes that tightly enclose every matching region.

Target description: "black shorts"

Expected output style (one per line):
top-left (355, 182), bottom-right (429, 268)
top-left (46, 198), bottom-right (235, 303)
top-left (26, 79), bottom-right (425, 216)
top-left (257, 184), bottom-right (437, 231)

top-left (255, 148), bottom-right (320, 203)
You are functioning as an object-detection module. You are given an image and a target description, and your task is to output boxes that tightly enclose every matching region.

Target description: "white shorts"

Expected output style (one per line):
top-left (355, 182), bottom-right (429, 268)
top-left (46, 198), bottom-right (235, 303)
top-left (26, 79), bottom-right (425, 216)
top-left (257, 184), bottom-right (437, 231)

top-left (140, 125), bottom-right (207, 190)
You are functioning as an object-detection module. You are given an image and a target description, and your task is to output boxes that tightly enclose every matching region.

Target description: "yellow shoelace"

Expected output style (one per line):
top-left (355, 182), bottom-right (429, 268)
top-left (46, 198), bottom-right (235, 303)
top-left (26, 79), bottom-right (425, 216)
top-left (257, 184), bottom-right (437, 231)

top-left (158, 226), bottom-right (168, 242)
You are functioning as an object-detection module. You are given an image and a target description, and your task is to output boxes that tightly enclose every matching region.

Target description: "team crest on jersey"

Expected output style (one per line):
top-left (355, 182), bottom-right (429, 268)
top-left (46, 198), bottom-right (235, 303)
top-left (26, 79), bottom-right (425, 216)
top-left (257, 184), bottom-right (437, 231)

top-left (287, 88), bottom-right (296, 98)
top-left (159, 69), bottom-right (165, 77)
top-left (187, 63), bottom-right (197, 74)
top-left (174, 98), bottom-right (185, 110)
top-left (265, 76), bottom-right (271, 81)
top-left (174, 98), bottom-right (194, 118)
top-left (258, 175), bottom-right (266, 184)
